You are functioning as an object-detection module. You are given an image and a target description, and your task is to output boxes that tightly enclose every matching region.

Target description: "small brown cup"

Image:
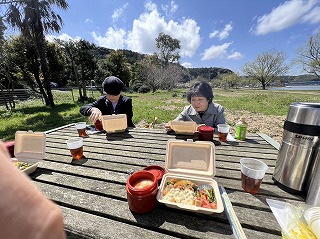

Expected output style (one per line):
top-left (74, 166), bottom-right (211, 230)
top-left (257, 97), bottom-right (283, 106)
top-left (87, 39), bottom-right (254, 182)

top-left (66, 137), bottom-right (84, 160)
top-left (75, 122), bottom-right (88, 137)
top-left (94, 120), bottom-right (103, 131)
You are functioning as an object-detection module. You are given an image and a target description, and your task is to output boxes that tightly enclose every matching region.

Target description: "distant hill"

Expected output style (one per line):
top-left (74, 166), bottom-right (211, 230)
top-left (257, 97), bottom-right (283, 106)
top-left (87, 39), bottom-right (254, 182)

top-left (188, 67), bottom-right (233, 80)
top-left (94, 46), bottom-right (233, 79)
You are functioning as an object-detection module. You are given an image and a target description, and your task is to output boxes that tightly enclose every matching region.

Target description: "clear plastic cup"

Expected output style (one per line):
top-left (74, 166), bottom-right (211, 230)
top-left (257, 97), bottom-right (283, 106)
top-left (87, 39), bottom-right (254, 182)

top-left (75, 122), bottom-right (88, 137)
top-left (66, 137), bottom-right (83, 160)
top-left (240, 158), bottom-right (269, 194)
top-left (304, 207), bottom-right (320, 239)
top-left (217, 124), bottom-right (230, 142)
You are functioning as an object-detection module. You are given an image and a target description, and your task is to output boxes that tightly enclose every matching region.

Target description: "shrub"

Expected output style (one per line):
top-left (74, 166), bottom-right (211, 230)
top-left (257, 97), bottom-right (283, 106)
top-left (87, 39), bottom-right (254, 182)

top-left (138, 85), bottom-right (151, 93)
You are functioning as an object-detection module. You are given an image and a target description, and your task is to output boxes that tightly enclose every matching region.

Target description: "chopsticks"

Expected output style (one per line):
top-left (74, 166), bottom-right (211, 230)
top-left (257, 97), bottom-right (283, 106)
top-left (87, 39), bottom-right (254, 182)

top-left (219, 186), bottom-right (247, 239)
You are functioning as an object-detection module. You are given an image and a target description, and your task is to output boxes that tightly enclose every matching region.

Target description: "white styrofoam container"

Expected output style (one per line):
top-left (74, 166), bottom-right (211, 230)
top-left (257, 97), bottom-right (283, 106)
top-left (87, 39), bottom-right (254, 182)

top-left (101, 114), bottom-right (127, 133)
top-left (11, 131), bottom-right (46, 175)
top-left (169, 121), bottom-right (197, 135)
top-left (156, 139), bottom-right (224, 214)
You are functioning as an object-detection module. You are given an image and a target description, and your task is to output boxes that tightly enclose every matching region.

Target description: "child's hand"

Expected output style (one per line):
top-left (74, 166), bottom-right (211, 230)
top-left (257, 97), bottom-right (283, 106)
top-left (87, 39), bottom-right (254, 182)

top-left (89, 107), bottom-right (102, 123)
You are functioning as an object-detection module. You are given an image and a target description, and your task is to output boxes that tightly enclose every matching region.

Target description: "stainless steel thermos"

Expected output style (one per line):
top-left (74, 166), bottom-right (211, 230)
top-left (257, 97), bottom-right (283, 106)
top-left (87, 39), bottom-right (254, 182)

top-left (273, 102), bottom-right (320, 195)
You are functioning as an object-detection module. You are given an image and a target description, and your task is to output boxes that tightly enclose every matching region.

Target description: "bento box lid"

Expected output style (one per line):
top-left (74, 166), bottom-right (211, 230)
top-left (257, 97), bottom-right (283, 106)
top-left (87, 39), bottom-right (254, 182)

top-left (169, 121), bottom-right (197, 135)
top-left (14, 130), bottom-right (46, 164)
top-left (101, 114), bottom-right (127, 133)
top-left (165, 139), bottom-right (215, 178)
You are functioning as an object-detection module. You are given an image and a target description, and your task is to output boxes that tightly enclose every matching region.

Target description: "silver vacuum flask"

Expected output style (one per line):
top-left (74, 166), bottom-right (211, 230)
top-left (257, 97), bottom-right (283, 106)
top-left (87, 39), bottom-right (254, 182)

top-left (273, 102), bottom-right (320, 194)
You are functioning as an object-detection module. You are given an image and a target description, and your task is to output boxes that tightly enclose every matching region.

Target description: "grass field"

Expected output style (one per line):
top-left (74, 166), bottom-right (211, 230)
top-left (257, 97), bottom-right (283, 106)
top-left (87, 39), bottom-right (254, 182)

top-left (0, 88), bottom-right (319, 141)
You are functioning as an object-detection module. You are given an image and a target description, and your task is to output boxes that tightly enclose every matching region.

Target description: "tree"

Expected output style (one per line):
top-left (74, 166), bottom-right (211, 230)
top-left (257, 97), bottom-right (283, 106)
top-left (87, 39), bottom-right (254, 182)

top-left (5, 0), bottom-right (69, 108)
top-left (219, 73), bottom-right (240, 89)
top-left (297, 31), bottom-right (320, 77)
top-left (242, 50), bottom-right (289, 90)
top-left (155, 32), bottom-right (180, 66)
top-left (76, 40), bottom-right (97, 100)
top-left (105, 50), bottom-right (131, 87)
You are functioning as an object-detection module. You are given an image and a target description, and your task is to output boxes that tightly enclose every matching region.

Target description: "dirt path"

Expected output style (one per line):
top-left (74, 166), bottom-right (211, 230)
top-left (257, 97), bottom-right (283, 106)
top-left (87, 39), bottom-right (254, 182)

top-left (224, 110), bottom-right (285, 143)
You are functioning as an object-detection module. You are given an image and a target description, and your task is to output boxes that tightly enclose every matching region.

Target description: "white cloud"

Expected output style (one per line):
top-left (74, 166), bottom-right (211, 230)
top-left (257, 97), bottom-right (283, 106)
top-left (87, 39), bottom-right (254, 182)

top-left (201, 42), bottom-right (232, 60)
top-left (181, 62), bottom-right (192, 68)
top-left (126, 2), bottom-right (201, 57)
top-left (219, 23), bottom-right (233, 40)
top-left (145, 0), bottom-right (157, 11)
top-left (209, 22), bottom-right (233, 40)
top-left (254, 0), bottom-right (320, 35)
top-left (228, 51), bottom-right (243, 60)
top-left (85, 19), bottom-right (93, 24)
top-left (209, 30), bottom-right (219, 39)
top-left (302, 6), bottom-right (320, 23)
top-left (92, 28), bottom-right (126, 49)
top-left (112, 3), bottom-right (129, 22)
top-left (161, 0), bottom-right (178, 16)
top-left (46, 33), bottom-right (81, 42)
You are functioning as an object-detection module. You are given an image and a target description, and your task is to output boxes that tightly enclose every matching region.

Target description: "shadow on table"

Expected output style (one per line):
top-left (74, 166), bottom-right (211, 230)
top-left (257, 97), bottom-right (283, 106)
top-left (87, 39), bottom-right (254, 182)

top-left (244, 139), bottom-right (260, 145)
top-left (105, 131), bottom-right (134, 141)
top-left (71, 156), bottom-right (89, 165)
top-left (131, 206), bottom-right (233, 237)
top-left (30, 168), bottom-right (54, 179)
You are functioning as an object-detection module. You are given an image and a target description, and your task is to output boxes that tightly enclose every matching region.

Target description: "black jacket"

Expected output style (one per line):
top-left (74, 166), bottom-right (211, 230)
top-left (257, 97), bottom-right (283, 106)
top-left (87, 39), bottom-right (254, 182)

top-left (80, 95), bottom-right (135, 127)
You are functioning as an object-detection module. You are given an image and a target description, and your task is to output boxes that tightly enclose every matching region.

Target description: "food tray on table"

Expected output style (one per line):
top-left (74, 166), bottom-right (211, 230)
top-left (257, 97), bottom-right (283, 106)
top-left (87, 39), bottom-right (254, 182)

top-left (169, 121), bottom-right (197, 135)
top-left (156, 139), bottom-right (224, 214)
top-left (101, 114), bottom-right (127, 133)
top-left (10, 130), bottom-right (46, 175)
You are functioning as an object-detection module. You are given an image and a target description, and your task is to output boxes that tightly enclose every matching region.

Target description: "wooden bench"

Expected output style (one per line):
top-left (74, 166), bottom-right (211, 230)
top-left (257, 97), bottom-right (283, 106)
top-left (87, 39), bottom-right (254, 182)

top-left (0, 89), bottom-right (31, 105)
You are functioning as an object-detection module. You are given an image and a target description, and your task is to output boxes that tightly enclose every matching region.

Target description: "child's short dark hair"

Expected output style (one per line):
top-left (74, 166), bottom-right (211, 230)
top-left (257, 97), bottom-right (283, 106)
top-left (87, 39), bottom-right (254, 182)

top-left (102, 76), bottom-right (124, 95)
top-left (186, 81), bottom-right (214, 103)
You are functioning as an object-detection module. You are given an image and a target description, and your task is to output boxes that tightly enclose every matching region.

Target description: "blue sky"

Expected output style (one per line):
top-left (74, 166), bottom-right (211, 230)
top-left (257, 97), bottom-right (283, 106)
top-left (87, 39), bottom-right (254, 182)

top-left (44, 0), bottom-right (320, 75)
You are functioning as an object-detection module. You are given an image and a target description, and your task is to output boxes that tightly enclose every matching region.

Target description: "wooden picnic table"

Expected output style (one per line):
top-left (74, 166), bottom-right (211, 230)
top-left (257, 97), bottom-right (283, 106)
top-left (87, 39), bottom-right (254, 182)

top-left (29, 124), bottom-right (305, 239)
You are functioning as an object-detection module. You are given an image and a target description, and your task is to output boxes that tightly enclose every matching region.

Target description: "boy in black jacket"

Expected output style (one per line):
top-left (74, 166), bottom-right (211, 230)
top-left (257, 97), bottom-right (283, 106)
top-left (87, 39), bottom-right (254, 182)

top-left (80, 76), bottom-right (135, 127)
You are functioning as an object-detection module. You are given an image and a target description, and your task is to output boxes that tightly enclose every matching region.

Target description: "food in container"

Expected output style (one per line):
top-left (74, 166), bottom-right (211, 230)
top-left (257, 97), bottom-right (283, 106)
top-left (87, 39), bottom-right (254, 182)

top-left (162, 178), bottom-right (217, 209)
top-left (10, 131), bottom-right (46, 175)
top-left (157, 139), bottom-right (224, 214)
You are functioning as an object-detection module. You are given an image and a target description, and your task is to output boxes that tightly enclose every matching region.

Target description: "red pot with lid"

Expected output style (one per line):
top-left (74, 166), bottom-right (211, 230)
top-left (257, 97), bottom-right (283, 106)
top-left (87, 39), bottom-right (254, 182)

top-left (126, 170), bottom-right (158, 214)
top-left (198, 125), bottom-right (214, 141)
top-left (144, 165), bottom-right (165, 185)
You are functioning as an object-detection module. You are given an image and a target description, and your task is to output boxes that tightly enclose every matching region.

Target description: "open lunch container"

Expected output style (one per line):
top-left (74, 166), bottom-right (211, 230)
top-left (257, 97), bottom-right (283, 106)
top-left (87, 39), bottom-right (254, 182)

top-left (169, 121), bottom-right (197, 135)
top-left (157, 139), bottom-right (224, 214)
top-left (11, 130), bottom-right (46, 175)
top-left (101, 114), bottom-right (127, 133)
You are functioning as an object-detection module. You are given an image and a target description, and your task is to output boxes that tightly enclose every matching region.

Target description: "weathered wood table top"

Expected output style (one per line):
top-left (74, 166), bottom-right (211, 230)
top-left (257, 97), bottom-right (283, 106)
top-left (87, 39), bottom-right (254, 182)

top-left (29, 124), bottom-right (305, 239)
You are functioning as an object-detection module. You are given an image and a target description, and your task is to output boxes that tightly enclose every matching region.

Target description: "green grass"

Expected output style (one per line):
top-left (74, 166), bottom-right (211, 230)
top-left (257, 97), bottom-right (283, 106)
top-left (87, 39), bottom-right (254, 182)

top-left (1, 88), bottom-right (319, 141)
top-left (215, 89), bottom-right (320, 115)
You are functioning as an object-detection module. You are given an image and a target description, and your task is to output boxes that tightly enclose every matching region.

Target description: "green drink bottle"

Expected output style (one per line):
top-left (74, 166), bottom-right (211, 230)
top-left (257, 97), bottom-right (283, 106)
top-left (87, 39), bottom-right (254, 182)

top-left (235, 118), bottom-right (247, 140)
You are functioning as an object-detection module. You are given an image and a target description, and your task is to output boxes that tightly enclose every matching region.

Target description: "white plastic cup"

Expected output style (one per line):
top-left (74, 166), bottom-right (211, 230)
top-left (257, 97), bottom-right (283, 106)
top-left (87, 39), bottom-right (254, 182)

top-left (66, 137), bottom-right (83, 160)
top-left (75, 122), bottom-right (87, 137)
top-left (75, 122), bottom-right (86, 129)
top-left (217, 124), bottom-right (230, 142)
top-left (304, 207), bottom-right (320, 239)
top-left (217, 124), bottom-right (230, 133)
top-left (240, 158), bottom-right (269, 194)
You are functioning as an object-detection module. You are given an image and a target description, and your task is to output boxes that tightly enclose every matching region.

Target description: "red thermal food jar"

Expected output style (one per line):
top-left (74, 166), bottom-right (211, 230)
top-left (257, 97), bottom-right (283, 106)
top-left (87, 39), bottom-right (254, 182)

top-left (144, 165), bottom-right (165, 185)
top-left (126, 170), bottom-right (158, 214)
top-left (198, 125), bottom-right (214, 141)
